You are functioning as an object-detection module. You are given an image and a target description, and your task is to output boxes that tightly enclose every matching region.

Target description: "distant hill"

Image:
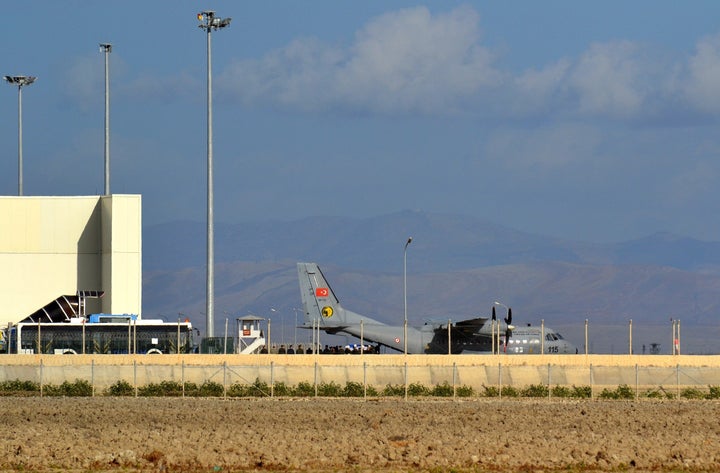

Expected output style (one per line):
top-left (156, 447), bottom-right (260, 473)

top-left (142, 211), bottom-right (720, 354)
top-left (144, 210), bottom-right (720, 273)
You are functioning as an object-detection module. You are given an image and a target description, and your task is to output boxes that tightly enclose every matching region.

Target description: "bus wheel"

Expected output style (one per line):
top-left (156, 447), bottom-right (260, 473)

top-left (146, 348), bottom-right (162, 354)
top-left (62, 349), bottom-right (77, 355)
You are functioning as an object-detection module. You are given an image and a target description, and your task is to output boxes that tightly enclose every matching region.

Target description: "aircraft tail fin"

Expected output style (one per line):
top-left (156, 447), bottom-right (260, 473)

top-left (297, 262), bottom-right (349, 327)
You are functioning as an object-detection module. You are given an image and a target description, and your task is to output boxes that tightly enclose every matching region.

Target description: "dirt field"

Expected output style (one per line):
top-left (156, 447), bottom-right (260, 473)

top-left (1, 397), bottom-right (718, 472)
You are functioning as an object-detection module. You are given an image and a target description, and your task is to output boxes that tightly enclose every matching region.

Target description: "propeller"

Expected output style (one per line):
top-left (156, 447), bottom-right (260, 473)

top-left (504, 308), bottom-right (514, 350)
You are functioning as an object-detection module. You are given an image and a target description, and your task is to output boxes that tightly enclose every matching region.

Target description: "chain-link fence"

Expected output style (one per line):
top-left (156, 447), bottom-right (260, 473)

top-left (2, 357), bottom-right (720, 399)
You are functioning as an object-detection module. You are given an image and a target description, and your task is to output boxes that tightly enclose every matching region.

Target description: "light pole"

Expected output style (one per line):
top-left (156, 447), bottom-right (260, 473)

top-left (197, 11), bottom-right (231, 339)
top-left (403, 237), bottom-right (413, 355)
top-left (3, 75), bottom-right (36, 196)
top-left (270, 308), bottom-right (284, 345)
top-left (99, 43), bottom-right (112, 195)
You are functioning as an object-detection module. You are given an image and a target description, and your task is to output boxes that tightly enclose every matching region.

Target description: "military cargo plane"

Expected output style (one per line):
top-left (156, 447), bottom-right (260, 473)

top-left (297, 262), bottom-right (576, 354)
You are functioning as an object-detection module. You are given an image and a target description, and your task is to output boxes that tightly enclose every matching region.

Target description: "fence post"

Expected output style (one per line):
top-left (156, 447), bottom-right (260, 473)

top-left (91, 359), bottom-right (95, 397)
top-left (404, 362), bottom-right (408, 401)
top-left (498, 362), bottom-right (502, 399)
top-left (39, 358), bottom-right (43, 398)
top-left (590, 363), bottom-right (594, 400)
top-left (676, 363), bottom-right (680, 399)
top-left (182, 360), bottom-right (185, 398)
top-left (453, 362), bottom-right (457, 400)
top-left (133, 359), bottom-right (137, 398)
top-left (314, 361), bottom-right (318, 397)
top-left (270, 361), bottom-right (275, 398)
top-left (363, 361), bottom-right (367, 400)
top-left (547, 363), bottom-right (551, 400)
top-left (635, 364), bottom-right (639, 400)
top-left (223, 360), bottom-right (227, 400)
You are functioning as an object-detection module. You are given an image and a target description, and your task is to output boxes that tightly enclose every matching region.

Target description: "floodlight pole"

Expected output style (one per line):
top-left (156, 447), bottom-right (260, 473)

top-left (4, 75), bottom-right (36, 196)
top-left (99, 44), bottom-right (112, 195)
top-left (403, 237), bottom-right (413, 355)
top-left (198, 11), bottom-right (231, 338)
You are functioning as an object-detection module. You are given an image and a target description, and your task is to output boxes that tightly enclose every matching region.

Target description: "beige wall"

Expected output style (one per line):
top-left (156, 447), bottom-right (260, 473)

top-left (1, 354), bottom-right (720, 391)
top-left (0, 195), bottom-right (141, 324)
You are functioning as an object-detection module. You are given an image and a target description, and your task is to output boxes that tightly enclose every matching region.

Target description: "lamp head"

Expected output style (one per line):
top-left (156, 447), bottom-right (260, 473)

top-left (3, 75), bottom-right (36, 87)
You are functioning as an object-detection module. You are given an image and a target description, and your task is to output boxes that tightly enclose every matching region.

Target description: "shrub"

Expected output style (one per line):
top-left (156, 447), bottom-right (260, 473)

top-left (431, 382), bottom-right (454, 397)
top-left (572, 385), bottom-right (592, 399)
top-left (0, 379), bottom-right (40, 396)
top-left (615, 384), bottom-right (635, 399)
top-left (293, 381), bottom-right (315, 397)
top-left (62, 379), bottom-right (93, 396)
top-left (272, 381), bottom-right (291, 397)
top-left (138, 380), bottom-right (183, 397)
top-left (317, 381), bottom-right (343, 397)
top-left (44, 379), bottom-right (93, 397)
top-left (645, 388), bottom-right (674, 400)
top-left (382, 384), bottom-right (405, 397)
top-left (456, 385), bottom-right (475, 397)
top-left (343, 381), bottom-right (365, 397)
top-left (365, 385), bottom-right (379, 397)
top-left (599, 384), bottom-right (634, 400)
top-left (521, 384), bottom-right (549, 398)
top-left (681, 388), bottom-right (706, 400)
top-left (481, 385), bottom-right (499, 397)
top-left (183, 382), bottom-right (199, 396)
top-left (551, 386), bottom-right (571, 398)
top-left (407, 383), bottom-right (430, 396)
top-left (198, 381), bottom-right (224, 397)
top-left (708, 386), bottom-right (720, 399)
top-left (500, 386), bottom-right (519, 397)
top-left (105, 380), bottom-right (134, 396)
top-left (227, 380), bottom-right (270, 397)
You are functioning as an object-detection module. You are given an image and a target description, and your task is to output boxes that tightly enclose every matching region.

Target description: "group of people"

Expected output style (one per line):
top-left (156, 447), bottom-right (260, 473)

top-left (260, 343), bottom-right (382, 354)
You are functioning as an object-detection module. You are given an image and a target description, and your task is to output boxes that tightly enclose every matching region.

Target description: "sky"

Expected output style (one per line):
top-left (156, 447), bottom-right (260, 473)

top-left (3, 1), bottom-right (720, 243)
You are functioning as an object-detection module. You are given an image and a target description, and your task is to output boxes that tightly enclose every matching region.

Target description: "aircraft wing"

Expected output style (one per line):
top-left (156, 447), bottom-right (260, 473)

top-left (452, 317), bottom-right (489, 336)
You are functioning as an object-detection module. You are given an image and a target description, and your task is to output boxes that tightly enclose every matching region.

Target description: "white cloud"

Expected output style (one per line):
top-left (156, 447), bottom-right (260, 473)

top-left (336, 5), bottom-right (501, 113)
top-left (59, 55), bottom-right (104, 111)
top-left (567, 41), bottom-right (646, 117)
top-left (685, 33), bottom-right (720, 113)
top-left (61, 6), bottom-right (720, 123)
top-left (513, 59), bottom-right (571, 114)
top-left (219, 5), bottom-right (502, 114)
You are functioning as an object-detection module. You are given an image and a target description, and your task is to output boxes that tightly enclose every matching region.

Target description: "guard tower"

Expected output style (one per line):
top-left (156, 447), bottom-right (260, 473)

top-left (235, 315), bottom-right (266, 354)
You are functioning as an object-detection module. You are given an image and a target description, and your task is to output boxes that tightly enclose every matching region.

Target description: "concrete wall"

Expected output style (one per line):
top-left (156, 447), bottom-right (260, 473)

top-left (0, 195), bottom-right (141, 324)
top-left (2, 354), bottom-right (720, 392)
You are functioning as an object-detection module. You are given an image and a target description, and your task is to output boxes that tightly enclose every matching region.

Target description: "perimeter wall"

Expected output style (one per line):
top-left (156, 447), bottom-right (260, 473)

top-left (2, 354), bottom-right (720, 394)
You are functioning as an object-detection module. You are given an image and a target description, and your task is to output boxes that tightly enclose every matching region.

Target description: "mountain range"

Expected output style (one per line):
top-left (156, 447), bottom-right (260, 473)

top-left (143, 210), bottom-right (720, 354)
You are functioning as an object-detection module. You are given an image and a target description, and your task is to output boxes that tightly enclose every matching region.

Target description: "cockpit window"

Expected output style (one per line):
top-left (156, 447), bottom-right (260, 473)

top-left (546, 333), bottom-right (559, 341)
top-left (556, 333), bottom-right (564, 340)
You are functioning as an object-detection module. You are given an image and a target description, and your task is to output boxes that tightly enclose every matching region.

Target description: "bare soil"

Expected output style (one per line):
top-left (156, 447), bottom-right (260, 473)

top-left (0, 397), bottom-right (718, 472)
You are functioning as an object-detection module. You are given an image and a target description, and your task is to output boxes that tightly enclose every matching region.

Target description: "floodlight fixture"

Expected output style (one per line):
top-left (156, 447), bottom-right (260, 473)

top-left (3, 75), bottom-right (36, 87)
top-left (197, 10), bottom-right (232, 31)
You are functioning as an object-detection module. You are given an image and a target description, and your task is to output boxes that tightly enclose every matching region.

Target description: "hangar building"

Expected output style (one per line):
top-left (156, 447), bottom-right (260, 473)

top-left (0, 195), bottom-right (142, 326)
